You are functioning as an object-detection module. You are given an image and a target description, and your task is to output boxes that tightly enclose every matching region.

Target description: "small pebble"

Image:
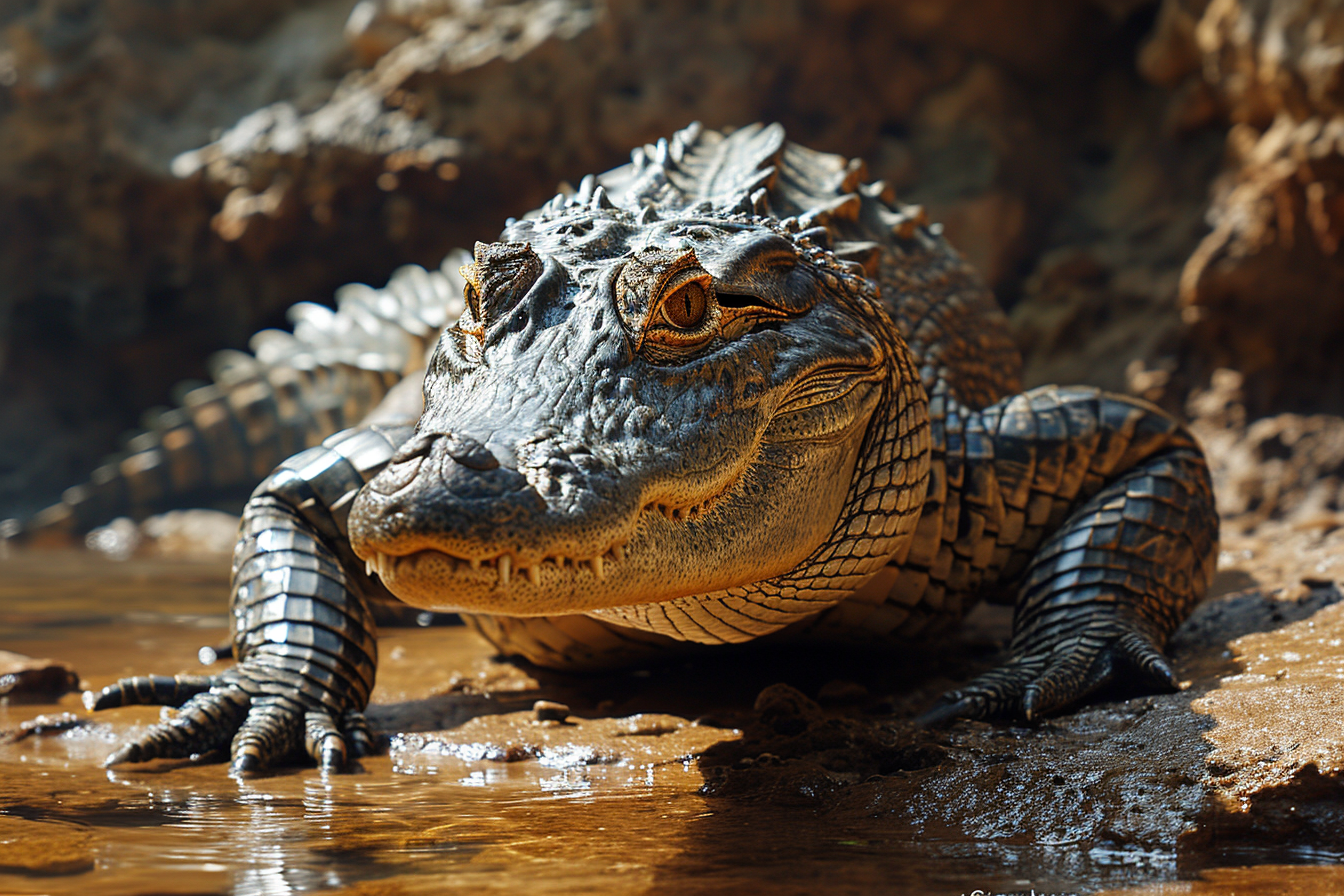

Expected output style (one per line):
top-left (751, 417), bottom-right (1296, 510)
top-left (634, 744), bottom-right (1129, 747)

top-left (198, 642), bottom-right (232, 665)
top-left (753, 683), bottom-right (818, 735)
top-left (533, 700), bottom-right (570, 722)
top-left (0, 650), bottom-right (80, 702)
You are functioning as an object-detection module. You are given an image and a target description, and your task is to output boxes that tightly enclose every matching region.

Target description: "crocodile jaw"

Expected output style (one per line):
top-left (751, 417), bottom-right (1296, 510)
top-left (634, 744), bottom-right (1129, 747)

top-left (352, 416), bottom-right (869, 617)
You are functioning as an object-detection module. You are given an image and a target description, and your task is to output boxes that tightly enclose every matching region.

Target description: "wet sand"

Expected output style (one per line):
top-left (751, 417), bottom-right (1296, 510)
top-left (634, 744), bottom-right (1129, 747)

top-left (2, 548), bottom-right (1343, 895)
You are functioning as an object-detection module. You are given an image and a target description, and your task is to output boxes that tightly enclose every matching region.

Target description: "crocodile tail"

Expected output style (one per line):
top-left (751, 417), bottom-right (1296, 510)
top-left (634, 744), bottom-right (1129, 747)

top-left (8, 255), bottom-right (468, 545)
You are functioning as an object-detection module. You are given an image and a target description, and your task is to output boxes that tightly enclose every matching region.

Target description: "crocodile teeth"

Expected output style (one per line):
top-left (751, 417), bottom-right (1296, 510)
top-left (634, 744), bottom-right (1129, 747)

top-left (364, 545), bottom-right (630, 583)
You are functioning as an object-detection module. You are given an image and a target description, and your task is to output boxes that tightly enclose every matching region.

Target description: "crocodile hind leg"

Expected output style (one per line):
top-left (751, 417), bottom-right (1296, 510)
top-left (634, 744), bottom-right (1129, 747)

top-left (910, 386), bottom-right (1219, 725)
top-left (89, 424), bottom-right (414, 773)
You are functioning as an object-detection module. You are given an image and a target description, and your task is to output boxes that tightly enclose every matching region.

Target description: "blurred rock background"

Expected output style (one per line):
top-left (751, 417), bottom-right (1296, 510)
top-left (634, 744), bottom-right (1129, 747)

top-left (3, 0), bottom-right (1344, 529)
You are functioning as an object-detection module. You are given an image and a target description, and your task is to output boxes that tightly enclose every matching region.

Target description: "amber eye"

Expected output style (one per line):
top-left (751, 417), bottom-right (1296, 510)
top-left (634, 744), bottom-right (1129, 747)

top-left (457, 263), bottom-right (485, 342)
top-left (635, 262), bottom-right (719, 357)
top-left (459, 263), bottom-right (483, 318)
top-left (662, 282), bottom-right (708, 329)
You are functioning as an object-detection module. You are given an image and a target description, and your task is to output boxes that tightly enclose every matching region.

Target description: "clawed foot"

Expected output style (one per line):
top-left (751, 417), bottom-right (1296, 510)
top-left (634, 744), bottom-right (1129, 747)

top-left (88, 671), bottom-right (378, 774)
top-left (916, 624), bottom-right (1180, 727)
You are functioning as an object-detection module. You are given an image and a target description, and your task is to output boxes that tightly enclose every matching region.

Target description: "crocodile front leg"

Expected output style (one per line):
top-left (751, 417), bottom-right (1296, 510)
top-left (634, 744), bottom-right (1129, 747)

top-left (89, 424), bottom-right (414, 773)
top-left (910, 385), bottom-right (1219, 724)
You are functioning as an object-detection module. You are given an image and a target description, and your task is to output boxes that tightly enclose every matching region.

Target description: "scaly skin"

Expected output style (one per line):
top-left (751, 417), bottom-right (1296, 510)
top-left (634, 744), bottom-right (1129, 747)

top-left (52, 123), bottom-right (1216, 773)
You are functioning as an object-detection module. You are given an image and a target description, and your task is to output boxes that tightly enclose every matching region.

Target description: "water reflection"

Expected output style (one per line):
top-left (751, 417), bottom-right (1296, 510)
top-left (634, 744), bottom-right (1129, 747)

top-left (3, 550), bottom-right (1343, 895)
top-left (87, 763), bottom-right (520, 894)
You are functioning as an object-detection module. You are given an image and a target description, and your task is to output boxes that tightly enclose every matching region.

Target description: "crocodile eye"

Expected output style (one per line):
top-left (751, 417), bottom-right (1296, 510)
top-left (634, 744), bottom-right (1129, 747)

top-left (662, 282), bottom-right (708, 329)
top-left (454, 242), bottom-right (542, 342)
top-left (642, 270), bottom-right (719, 354)
top-left (619, 249), bottom-right (722, 358)
top-left (457, 263), bottom-right (486, 343)
top-left (459, 263), bottom-right (483, 318)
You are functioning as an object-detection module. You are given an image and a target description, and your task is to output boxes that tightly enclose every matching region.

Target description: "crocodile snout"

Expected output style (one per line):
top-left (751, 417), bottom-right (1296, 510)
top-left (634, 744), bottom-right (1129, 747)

top-left (347, 425), bottom-right (651, 614)
top-left (349, 430), bottom-right (544, 559)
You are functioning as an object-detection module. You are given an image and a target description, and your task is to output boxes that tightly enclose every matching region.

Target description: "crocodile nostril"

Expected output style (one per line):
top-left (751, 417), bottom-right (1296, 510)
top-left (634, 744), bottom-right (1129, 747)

top-left (368, 456), bottom-right (424, 495)
top-left (390, 432), bottom-right (436, 464)
top-left (443, 435), bottom-right (500, 471)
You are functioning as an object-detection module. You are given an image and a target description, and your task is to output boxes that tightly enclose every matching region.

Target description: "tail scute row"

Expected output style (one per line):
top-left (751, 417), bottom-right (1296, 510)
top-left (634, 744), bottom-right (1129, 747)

top-left (9, 255), bottom-right (469, 543)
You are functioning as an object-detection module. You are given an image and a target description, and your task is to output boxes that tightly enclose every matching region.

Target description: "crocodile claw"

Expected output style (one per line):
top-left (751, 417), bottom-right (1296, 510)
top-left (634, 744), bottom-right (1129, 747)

top-left (87, 673), bottom-right (218, 711)
top-left (915, 624), bottom-right (1180, 728)
top-left (90, 668), bottom-right (378, 774)
top-left (97, 680), bottom-right (248, 768)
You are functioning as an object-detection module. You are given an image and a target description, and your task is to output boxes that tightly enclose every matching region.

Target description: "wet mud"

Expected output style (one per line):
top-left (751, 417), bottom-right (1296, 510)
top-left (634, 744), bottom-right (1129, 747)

top-left (1, 543), bottom-right (1342, 895)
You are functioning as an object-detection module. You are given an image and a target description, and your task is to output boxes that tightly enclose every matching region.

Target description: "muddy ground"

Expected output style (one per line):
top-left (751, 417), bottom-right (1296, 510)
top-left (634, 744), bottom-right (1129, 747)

top-left (377, 518), bottom-right (1344, 873)
top-left (3, 442), bottom-right (1343, 891)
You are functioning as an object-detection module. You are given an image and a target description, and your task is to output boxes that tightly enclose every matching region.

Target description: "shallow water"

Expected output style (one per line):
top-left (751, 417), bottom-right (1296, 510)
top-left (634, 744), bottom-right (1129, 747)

top-left (2, 550), bottom-right (1342, 896)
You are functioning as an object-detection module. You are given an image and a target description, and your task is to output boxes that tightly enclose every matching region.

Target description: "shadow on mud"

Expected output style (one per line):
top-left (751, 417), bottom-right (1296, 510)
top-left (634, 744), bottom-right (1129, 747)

top-left (688, 580), bottom-right (1344, 890)
top-left (357, 577), bottom-right (1343, 891)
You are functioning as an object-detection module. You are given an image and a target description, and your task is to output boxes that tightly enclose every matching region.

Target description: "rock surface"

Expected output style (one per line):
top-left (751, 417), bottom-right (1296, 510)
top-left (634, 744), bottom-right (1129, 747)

top-left (1139, 0), bottom-right (1344, 414)
top-left (1, 0), bottom-right (361, 515)
top-left (0, 0), bottom-right (1297, 516)
top-left (0, 650), bottom-right (80, 703)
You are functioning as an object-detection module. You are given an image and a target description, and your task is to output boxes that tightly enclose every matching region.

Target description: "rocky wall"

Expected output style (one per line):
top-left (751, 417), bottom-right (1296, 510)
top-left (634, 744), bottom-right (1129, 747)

top-left (1142, 0), bottom-right (1344, 413)
top-left (4, 0), bottom-right (1344, 518)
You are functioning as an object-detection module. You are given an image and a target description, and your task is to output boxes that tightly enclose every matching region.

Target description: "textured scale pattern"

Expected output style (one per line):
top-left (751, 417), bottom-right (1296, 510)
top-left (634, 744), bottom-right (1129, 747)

top-left (586, 226), bottom-right (932, 643)
top-left (64, 122), bottom-right (1221, 772)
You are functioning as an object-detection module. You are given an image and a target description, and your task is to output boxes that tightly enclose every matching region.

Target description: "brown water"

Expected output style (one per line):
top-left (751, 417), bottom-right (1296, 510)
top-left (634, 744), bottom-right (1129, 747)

top-left (2, 550), bottom-right (1342, 896)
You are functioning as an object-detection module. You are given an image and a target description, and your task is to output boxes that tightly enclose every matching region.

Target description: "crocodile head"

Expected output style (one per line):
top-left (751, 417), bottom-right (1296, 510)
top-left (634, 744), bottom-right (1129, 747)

top-left (348, 202), bottom-right (930, 636)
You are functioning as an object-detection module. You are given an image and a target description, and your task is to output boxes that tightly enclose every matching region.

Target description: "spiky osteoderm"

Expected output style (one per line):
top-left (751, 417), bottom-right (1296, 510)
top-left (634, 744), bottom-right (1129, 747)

top-left (573, 122), bottom-right (1023, 408)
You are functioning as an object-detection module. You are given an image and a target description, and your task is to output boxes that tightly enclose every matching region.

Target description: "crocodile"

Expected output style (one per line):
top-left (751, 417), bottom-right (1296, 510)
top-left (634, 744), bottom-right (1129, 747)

top-left (14, 123), bottom-right (1219, 774)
